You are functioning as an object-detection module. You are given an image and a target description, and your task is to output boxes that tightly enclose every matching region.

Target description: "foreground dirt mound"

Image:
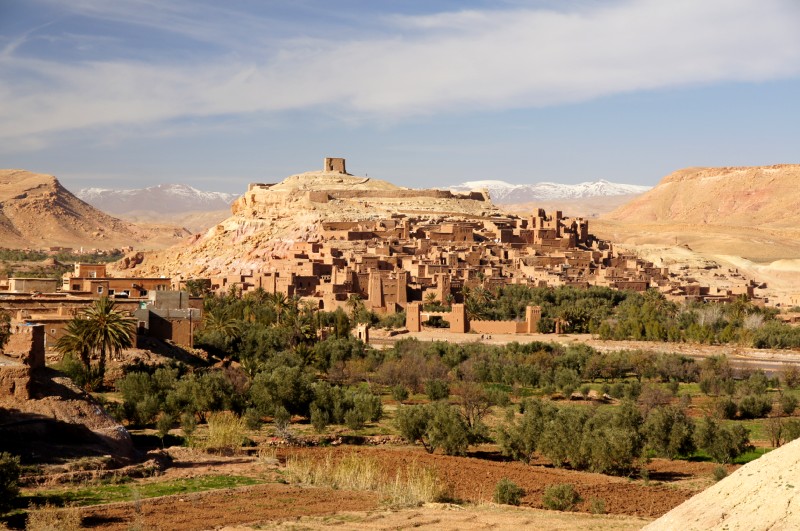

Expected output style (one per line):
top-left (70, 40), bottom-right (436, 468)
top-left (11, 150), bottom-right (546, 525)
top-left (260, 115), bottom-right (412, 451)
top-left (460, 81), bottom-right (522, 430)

top-left (0, 169), bottom-right (190, 250)
top-left (645, 438), bottom-right (800, 530)
top-left (0, 368), bottom-right (135, 462)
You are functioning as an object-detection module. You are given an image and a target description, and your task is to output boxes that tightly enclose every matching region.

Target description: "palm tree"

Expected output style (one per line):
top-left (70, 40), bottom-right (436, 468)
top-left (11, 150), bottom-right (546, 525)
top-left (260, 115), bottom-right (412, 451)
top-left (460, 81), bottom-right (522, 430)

top-left (55, 317), bottom-right (94, 369)
top-left (81, 297), bottom-right (136, 378)
top-left (346, 294), bottom-right (364, 321)
top-left (268, 292), bottom-right (289, 324)
top-left (203, 309), bottom-right (242, 343)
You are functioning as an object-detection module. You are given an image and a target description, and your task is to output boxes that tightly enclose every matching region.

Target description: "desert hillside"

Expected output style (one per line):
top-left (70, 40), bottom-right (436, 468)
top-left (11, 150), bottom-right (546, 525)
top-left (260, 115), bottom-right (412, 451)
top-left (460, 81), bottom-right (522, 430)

top-left (0, 170), bottom-right (191, 250)
top-left (595, 165), bottom-right (800, 262)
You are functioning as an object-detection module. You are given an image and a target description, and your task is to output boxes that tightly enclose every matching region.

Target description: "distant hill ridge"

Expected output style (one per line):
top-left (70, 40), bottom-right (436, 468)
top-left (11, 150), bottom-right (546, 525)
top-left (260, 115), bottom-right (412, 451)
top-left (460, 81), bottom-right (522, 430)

top-left (0, 169), bottom-right (190, 250)
top-left (448, 179), bottom-right (650, 204)
top-left (77, 183), bottom-right (238, 215)
top-left (604, 164), bottom-right (800, 228)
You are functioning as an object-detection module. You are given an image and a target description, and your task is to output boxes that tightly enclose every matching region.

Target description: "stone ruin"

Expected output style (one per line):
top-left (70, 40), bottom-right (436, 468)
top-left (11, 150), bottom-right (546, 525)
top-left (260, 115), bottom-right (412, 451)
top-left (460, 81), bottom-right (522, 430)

top-left (0, 324), bottom-right (45, 399)
top-left (324, 157), bottom-right (347, 174)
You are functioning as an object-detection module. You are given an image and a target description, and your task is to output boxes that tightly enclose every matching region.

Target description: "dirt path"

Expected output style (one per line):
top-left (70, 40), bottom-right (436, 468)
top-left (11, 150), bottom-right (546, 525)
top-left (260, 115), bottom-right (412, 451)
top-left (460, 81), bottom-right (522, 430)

top-left (229, 503), bottom-right (653, 530)
top-left (372, 331), bottom-right (800, 373)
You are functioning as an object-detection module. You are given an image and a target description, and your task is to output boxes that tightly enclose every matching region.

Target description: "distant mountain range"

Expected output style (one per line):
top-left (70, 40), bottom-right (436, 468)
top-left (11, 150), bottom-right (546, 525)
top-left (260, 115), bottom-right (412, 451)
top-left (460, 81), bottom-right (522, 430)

top-left (448, 179), bottom-right (650, 204)
top-left (0, 170), bottom-right (190, 249)
top-left (77, 184), bottom-right (238, 214)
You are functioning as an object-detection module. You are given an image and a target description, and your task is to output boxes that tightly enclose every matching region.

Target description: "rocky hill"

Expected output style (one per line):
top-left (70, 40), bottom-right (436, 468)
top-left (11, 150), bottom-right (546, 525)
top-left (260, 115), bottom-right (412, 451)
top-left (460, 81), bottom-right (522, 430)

top-left (0, 169), bottom-right (191, 250)
top-left (114, 167), bottom-right (500, 279)
top-left (604, 165), bottom-right (800, 228)
top-left (595, 165), bottom-right (800, 263)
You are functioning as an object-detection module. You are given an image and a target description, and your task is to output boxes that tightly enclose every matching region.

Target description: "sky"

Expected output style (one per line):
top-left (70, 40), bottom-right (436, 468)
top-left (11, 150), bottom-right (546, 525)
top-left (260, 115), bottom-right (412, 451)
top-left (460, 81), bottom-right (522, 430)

top-left (1, 0), bottom-right (799, 193)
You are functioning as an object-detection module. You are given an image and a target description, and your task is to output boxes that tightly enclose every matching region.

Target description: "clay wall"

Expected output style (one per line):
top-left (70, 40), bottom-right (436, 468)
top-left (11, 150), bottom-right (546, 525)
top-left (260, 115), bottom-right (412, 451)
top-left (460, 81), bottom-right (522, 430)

top-left (8, 278), bottom-right (60, 293)
top-left (406, 302), bottom-right (421, 332)
top-left (0, 365), bottom-right (31, 399)
top-left (469, 320), bottom-right (525, 334)
top-left (4, 324), bottom-right (45, 368)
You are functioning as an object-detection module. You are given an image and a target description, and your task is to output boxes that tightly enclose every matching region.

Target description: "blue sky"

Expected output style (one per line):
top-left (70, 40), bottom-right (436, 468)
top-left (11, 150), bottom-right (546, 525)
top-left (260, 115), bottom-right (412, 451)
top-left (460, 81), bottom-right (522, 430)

top-left (1, 0), bottom-right (799, 192)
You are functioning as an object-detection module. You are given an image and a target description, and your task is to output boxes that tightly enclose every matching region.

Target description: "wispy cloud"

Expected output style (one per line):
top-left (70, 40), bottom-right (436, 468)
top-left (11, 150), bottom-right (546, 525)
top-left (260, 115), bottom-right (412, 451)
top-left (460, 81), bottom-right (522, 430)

top-left (2, 0), bottom-right (799, 147)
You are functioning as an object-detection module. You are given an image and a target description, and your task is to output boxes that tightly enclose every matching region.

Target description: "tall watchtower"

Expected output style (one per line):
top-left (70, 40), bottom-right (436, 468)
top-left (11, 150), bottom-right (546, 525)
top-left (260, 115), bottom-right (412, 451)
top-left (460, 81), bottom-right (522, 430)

top-left (324, 157), bottom-right (347, 174)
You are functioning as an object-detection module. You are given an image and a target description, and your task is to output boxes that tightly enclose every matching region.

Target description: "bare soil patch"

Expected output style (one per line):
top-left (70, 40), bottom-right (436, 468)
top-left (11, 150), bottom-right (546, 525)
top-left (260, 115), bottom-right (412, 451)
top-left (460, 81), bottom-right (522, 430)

top-left (279, 445), bottom-right (701, 519)
top-left (78, 483), bottom-right (379, 530)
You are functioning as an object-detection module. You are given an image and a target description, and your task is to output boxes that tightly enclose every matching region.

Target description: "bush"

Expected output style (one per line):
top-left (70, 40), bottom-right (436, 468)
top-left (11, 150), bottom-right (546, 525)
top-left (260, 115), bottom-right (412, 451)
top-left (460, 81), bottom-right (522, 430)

top-left (57, 353), bottom-right (104, 391)
top-left (0, 452), bottom-right (21, 513)
top-left (712, 465), bottom-right (728, 482)
top-left (642, 405), bottom-right (695, 459)
top-left (391, 385), bottom-right (409, 402)
top-left (425, 379), bottom-right (450, 401)
top-left (426, 402), bottom-right (470, 456)
top-left (695, 417), bottom-right (752, 463)
top-left (493, 477), bottom-right (525, 506)
top-left (588, 497), bottom-right (606, 514)
top-left (542, 483), bottom-right (581, 511)
top-left (781, 394), bottom-right (798, 416)
top-left (715, 397), bottom-right (738, 420)
top-left (199, 412), bottom-right (247, 454)
top-left (737, 395), bottom-right (772, 419)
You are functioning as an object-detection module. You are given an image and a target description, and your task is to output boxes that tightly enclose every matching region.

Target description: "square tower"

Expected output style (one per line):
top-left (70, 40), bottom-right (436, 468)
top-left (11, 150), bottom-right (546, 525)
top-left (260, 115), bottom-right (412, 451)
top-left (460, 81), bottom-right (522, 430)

top-left (324, 157), bottom-right (347, 174)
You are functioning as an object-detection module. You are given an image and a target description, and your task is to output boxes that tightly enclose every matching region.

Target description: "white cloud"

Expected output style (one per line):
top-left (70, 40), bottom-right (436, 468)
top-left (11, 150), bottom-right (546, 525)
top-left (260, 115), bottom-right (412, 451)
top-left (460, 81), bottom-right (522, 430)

top-left (2, 0), bottom-right (799, 144)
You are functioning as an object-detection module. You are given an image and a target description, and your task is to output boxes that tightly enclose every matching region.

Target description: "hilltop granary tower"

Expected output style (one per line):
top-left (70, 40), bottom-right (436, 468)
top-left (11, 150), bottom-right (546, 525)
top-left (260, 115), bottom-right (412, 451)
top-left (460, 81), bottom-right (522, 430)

top-left (324, 157), bottom-right (347, 174)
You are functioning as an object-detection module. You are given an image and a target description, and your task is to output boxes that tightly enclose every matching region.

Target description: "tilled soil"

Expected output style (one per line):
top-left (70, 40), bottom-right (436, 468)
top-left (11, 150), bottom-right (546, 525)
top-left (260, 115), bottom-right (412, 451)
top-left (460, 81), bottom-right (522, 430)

top-left (279, 445), bottom-right (711, 519)
top-left (79, 483), bottom-right (379, 530)
top-left (64, 444), bottom-right (725, 529)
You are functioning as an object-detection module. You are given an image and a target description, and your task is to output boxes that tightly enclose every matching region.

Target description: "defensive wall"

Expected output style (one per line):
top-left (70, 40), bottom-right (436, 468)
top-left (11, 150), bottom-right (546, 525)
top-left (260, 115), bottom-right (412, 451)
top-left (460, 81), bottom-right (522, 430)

top-left (406, 303), bottom-right (541, 335)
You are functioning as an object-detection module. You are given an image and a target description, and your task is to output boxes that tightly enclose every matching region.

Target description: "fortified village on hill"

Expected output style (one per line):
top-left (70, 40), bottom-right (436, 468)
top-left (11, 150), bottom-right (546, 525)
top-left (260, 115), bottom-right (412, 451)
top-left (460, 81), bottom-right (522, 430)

top-left (0, 158), bottom-right (763, 357)
top-left (0, 158), bottom-right (774, 397)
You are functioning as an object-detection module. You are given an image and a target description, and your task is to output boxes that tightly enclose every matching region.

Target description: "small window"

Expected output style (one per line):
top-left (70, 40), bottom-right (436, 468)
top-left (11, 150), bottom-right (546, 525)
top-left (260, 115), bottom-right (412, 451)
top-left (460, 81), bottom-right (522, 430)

top-left (72, 284), bottom-right (80, 290)
top-left (109, 289), bottom-right (115, 295)
top-left (140, 289), bottom-right (148, 296)
top-left (97, 286), bottom-right (104, 294)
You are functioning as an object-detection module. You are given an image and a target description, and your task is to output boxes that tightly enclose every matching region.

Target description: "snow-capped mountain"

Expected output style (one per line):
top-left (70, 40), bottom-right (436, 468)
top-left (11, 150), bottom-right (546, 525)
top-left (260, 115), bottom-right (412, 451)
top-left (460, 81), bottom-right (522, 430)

top-left (77, 184), bottom-right (239, 214)
top-left (448, 179), bottom-right (650, 204)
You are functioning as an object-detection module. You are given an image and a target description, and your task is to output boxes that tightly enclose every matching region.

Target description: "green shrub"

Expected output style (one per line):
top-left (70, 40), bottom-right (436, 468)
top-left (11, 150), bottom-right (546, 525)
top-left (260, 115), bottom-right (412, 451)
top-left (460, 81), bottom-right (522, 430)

top-left (391, 385), bottom-right (409, 402)
top-left (695, 417), bottom-right (752, 463)
top-left (712, 465), bottom-right (728, 482)
top-left (737, 395), bottom-right (772, 419)
top-left (715, 397), bottom-right (738, 420)
top-left (642, 405), bottom-right (695, 459)
top-left (426, 402), bottom-right (470, 456)
top-left (781, 394), bottom-right (798, 416)
top-left (0, 452), bottom-right (21, 513)
top-left (589, 497), bottom-right (606, 514)
top-left (493, 477), bottom-right (525, 506)
top-left (395, 405), bottom-right (433, 452)
top-left (424, 379), bottom-right (450, 401)
top-left (542, 483), bottom-right (581, 512)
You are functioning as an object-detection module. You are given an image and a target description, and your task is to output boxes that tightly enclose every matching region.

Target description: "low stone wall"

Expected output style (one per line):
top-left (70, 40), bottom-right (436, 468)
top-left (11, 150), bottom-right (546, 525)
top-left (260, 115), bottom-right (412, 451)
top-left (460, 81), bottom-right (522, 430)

top-left (469, 320), bottom-right (527, 334)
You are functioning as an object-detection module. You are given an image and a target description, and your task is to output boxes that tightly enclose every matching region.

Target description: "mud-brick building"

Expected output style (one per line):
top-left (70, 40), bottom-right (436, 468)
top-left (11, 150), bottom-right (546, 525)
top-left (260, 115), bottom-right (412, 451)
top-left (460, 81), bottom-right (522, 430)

top-left (133, 291), bottom-right (202, 348)
top-left (62, 263), bottom-right (170, 298)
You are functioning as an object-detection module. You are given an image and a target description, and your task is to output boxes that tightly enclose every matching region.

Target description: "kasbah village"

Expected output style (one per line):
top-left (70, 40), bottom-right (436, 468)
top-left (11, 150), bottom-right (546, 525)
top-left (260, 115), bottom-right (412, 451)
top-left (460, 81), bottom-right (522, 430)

top-left (3, 159), bottom-right (800, 531)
